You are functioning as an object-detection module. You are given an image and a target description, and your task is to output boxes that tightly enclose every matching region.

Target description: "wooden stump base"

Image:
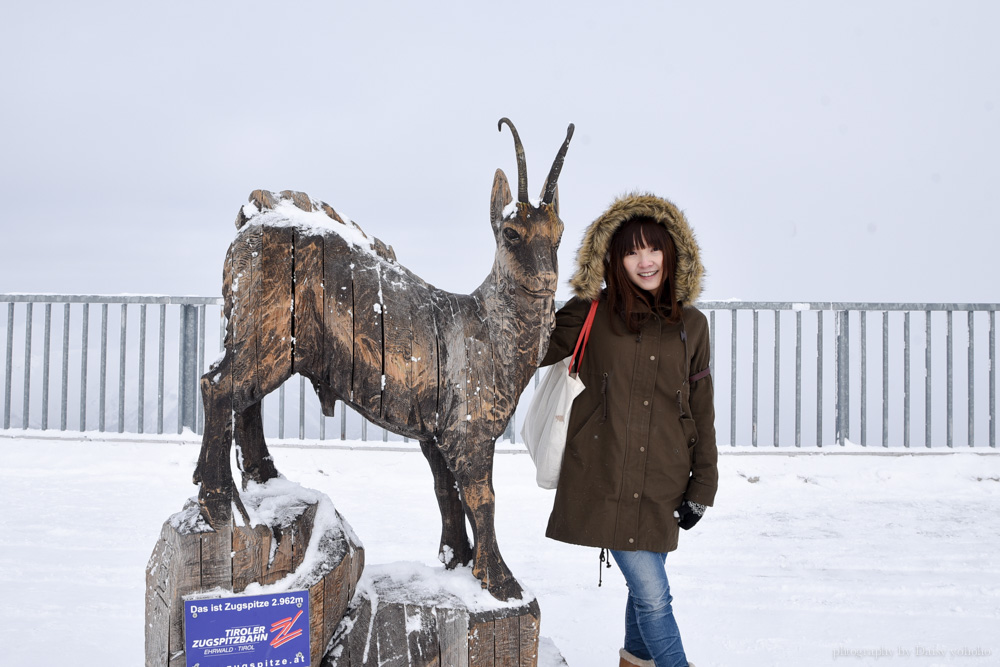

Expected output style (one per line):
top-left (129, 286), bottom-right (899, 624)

top-left (145, 481), bottom-right (364, 667)
top-left (323, 563), bottom-right (563, 667)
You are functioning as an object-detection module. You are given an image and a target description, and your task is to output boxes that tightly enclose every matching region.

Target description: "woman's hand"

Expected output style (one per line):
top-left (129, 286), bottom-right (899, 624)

top-left (674, 500), bottom-right (707, 530)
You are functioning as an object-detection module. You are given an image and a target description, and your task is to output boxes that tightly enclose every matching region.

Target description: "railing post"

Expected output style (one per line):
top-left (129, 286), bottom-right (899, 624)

top-left (197, 304), bottom-right (206, 435)
top-left (178, 304), bottom-right (199, 434)
top-left (731, 310), bottom-right (738, 447)
top-left (4, 303), bottom-right (13, 429)
top-left (904, 311), bottom-right (910, 447)
top-left (882, 311), bottom-right (889, 448)
top-left (990, 309), bottom-right (996, 448)
top-left (925, 310), bottom-right (933, 448)
top-left (752, 310), bottom-right (759, 447)
top-left (835, 310), bottom-right (849, 445)
top-left (947, 310), bottom-right (954, 447)
top-left (860, 310), bottom-right (867, 446)
top-left (42, 303), bottom-right (52, 430)
top-left (61, 303), bottom-right (70, 431)
top-left (816, 311), bottom-right (823, 447)
top-left (23, 302), bottom-right (33, 429)
top-left (795, 310), bottom-right (802, 447)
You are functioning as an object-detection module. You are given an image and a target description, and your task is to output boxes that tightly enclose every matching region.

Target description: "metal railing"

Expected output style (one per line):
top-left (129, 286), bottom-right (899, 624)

top-left (698, 301), bottom-right (997, 448)
top-left (2, 294), bottom-right (997, 447)
top-left (1, 294), bottom-right (220, 436)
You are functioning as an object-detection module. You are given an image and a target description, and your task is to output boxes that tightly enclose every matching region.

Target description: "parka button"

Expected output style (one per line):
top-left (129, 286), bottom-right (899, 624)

top-left (650, 355), bottom-right (655, 361)
top-left (633, 492), bottom-right (639, 499)
top-left (639, 446), bottom-right (645, 452)
top-left (690, 437), bottom-right (697, 444)
top-left (628, 538), bottom-right (634, 544)
top-left (643, 400), bottom-right (649, 406)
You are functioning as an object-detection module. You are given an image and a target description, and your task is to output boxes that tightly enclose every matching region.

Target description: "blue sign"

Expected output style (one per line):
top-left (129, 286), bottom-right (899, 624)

top-left (184, 591), bottom-right (310, 667)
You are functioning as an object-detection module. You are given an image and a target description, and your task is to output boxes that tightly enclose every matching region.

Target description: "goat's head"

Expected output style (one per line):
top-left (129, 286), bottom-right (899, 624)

top-left (490, 118), bottom-right (574, 299)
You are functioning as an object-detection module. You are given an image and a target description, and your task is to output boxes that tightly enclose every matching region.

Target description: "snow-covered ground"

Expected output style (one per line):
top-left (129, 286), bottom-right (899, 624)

top-left (0, 434), bottom-right (998, 667)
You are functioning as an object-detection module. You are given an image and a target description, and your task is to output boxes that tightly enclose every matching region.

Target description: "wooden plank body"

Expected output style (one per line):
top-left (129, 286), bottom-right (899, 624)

top-left (350, 258), bottom-right (384, 417)
top-left (318, 233), bottom-right (355, 412)
top-left (224, 215), bottom-right (528, 444)
top-left (294, 229), bottom-right (327, 372)
top-left (256, 224), bottom-right (295, 397)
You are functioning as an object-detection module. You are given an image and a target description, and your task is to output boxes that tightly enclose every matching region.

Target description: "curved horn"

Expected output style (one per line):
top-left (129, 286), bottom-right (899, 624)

top-left (498, 118), bottom-right (529, 203)
top-left (542, 123), bottom-right (574, 205)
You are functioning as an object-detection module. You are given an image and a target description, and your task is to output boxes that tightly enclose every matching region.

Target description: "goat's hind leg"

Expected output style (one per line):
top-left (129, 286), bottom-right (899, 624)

top-left (444, 440), bottom-right (523, 601)
top-left (420, 440), bottom-right (475, 569)
top-left (236, 401), bottom-right (280, 487)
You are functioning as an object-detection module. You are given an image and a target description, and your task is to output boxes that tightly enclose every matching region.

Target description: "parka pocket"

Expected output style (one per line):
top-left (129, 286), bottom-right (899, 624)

top-left (680, 416), bottom-right (699, 447)
top-left (676, 388), bottom-right (699, 447)
top-left (566, 373), bottom-right (609, 444)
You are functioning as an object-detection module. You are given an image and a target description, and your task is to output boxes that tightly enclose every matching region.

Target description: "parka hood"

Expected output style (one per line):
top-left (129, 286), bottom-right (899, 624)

top-left (569, 193), bottom-right (704, 304)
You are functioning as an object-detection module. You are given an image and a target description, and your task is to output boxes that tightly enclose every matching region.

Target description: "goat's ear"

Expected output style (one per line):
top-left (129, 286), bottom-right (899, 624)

top-left (491, 168), bottom-right (513, 234)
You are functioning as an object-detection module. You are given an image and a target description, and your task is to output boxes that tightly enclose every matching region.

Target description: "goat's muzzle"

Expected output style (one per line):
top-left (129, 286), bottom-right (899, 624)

top-left (518, 286), bottom-right (556, 299)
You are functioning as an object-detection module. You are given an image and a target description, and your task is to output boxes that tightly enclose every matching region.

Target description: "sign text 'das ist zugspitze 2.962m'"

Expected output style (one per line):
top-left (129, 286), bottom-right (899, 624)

top-left (184, 591), bottom-right (310, 667)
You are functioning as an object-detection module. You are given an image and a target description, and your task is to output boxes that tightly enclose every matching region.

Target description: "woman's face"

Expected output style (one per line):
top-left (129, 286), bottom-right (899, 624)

top-left (622, 242), bottom-right (664, 294)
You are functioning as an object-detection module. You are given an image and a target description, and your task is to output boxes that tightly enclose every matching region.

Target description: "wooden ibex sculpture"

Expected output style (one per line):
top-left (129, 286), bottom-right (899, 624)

top-left (194, 119), bottom-right (573, 600)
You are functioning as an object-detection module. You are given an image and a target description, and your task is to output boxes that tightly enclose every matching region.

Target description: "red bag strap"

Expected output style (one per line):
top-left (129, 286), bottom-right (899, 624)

top-left (569, 300), bottom-right (599, 375)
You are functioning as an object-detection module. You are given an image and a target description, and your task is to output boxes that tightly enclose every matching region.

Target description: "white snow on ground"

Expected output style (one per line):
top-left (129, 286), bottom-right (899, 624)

top-left (0, 435), bottom-right (998, 667)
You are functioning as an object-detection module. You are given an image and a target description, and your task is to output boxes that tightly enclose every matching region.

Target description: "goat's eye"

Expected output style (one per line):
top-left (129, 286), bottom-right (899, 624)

top-left (503, 228), bottom-right (522, 243)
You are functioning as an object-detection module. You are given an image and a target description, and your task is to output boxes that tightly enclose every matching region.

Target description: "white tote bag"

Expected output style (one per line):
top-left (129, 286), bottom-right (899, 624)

top-left (521, 301), bottom-right (599, 489)
top-left (521, 357), bottom-right (587, 488)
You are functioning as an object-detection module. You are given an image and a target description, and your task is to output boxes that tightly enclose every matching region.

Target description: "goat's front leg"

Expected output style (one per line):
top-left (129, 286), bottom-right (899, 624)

top-left (448, 443), bottom-right (523, 601)
top-left (236, 401), bottom-right (280, 487)
top-left (420, 440), bottom-right (474, 569)
top-left (193, 356), bottom-right (249, 528)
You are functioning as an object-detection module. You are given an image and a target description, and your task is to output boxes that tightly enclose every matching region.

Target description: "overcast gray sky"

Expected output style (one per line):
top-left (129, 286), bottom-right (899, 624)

top-left (2, 1), bottom-right (997, 303)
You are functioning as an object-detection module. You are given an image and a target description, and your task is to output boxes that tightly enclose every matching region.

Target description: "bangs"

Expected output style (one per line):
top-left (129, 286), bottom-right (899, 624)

top-left (604, 215), bottom-right (683, 330)
top-left (615, 217), bottom-right (673, 255)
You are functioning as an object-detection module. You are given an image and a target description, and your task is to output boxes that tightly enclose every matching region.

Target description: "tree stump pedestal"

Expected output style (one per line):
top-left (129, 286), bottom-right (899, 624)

top-left (322, 563), bottom-right (564, 667)
top-left (145, 482), bottom-right (364, 667)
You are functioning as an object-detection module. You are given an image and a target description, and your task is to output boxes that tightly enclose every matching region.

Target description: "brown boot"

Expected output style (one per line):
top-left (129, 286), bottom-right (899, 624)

top-left (619, 649), bottom-right (655, 667)
top-left (619, 649), bottom-right (696, 667)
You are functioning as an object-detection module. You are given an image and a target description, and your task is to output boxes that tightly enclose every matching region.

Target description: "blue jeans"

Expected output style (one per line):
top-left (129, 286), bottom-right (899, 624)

top-left (610, 550), bottom-right (688, 667)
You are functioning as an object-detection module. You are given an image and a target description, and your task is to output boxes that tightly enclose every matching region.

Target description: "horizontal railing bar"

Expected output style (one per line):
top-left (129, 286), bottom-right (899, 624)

top-left (696, 301), bottom-right (1000, 312)
top-left (0, 294), bottom-right (222, 306)
top-left (5, 295), bottom-right (999, 312)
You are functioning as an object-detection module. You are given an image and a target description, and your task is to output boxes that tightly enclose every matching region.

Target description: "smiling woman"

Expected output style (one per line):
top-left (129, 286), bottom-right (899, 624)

top-left (539, 193), bottom-right (717, 667)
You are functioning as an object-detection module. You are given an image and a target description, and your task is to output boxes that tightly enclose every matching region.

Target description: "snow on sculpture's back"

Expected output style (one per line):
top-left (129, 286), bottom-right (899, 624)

top-left (193, 118), bottom-right (574, 602)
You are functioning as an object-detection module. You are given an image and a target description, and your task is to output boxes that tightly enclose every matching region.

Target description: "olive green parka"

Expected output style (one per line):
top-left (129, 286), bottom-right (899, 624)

top-left (540, 193), bottom-right (718, 553)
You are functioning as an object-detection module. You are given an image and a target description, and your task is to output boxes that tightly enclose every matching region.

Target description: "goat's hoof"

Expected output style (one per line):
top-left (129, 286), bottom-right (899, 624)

top-left (439, 541), bottom-right (475, 570)
top-left (198, 486), bottom-right (234, 530)
top-left (486, 575), bottom-right (524, 602)
top-left (242, 457), bottom-right (280, 487)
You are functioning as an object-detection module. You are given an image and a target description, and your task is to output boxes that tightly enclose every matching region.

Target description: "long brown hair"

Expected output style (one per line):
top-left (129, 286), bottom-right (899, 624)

top-left (604, 216), bottom-right (681, 332)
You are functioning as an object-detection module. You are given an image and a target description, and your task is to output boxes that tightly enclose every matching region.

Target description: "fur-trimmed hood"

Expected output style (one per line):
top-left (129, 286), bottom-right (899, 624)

top-left (569, 192), bottom-right (704, 304)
